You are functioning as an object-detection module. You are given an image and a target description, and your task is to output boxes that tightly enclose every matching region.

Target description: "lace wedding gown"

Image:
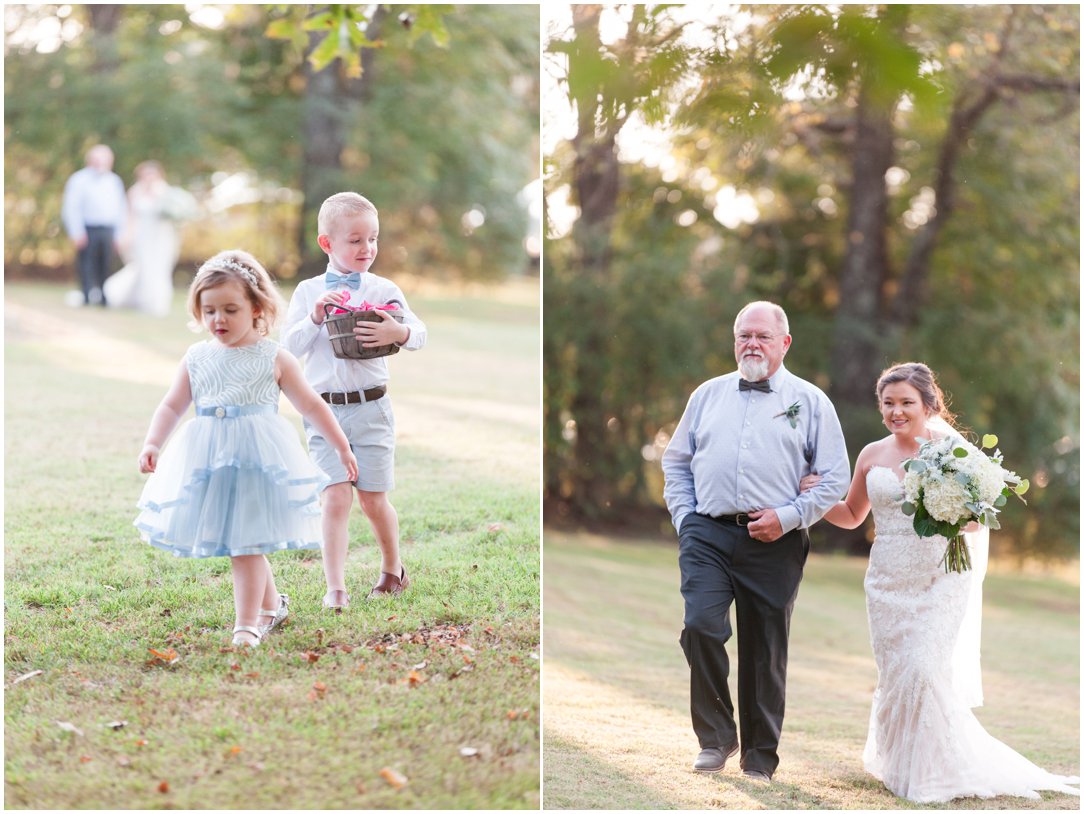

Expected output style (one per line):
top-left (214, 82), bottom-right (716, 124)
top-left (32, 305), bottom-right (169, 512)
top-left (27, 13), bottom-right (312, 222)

top-left (863, 465), bottom-right (1079, 803)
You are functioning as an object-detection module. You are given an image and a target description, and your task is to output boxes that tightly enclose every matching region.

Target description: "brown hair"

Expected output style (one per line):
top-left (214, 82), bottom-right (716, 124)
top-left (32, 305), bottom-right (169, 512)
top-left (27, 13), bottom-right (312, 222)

top-left (876, 362), bottom-right (957, 427)
top-left (187, 249), bottom-right (285, 336)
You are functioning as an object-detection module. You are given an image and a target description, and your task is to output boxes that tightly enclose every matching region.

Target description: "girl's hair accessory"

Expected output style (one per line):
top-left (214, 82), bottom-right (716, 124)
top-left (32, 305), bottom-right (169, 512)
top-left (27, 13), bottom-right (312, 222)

top-left (198, 258), bottom-right (259, 289)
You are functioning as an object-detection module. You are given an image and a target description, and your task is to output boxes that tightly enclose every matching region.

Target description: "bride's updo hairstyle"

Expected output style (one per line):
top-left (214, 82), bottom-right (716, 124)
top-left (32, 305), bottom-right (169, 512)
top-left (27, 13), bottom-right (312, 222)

top-left (187, 249), bottom-right (286, 336)
top-left (876, 362), bottom-right (958, 429)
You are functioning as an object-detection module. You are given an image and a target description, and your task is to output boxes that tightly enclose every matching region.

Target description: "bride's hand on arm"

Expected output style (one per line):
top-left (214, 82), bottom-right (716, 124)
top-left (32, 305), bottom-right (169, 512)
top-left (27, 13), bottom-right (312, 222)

top-left (801, 445), bottom-right (876, 529)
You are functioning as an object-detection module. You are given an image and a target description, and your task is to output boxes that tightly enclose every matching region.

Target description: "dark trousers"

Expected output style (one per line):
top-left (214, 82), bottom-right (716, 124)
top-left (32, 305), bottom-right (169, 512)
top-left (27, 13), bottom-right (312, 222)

top-left (78, 226), bottom-right (115, 305)
top-left (678, 513), bottom-right (808, 777)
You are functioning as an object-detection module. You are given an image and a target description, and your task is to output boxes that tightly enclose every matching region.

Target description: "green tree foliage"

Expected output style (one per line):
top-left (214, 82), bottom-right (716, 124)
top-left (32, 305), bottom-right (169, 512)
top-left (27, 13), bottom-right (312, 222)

top-left (4, 4), bottom-right (538, 281)
top-left (544, 4), bottom-right (1079, 560)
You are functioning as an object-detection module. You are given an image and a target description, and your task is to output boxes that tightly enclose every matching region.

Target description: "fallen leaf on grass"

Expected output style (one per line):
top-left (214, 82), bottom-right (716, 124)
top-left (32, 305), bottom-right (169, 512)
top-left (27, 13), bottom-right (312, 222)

top-left (135, 739), bottom-right (149, 747)
top-left (226, 745), bottom-right (242, 757)
top-left (116, 755), bottom-right (132, 767)
top-left (308, 681), bottom-right (328, 701)
top-left (412, 660), bottom-right (428, 670)
top-left (509, 656), bottom-right (520, 664)
top-left (379, 767), bottom-right (408, 789)
top-left (146, 648), bottom-right (180, 668)
top-left (56, 721), bottom-right (84, 736)
top-left (301, 652), bottom-right (320, 664)
top-left (12, 669), bottom-right (44, 685)
top-left (105, 720), bottom-right (128, 730)
top-left (79, 755), bottom-right (93, 763)
top-left (487, 523), bottom-right (503, 533)
top-left (506, 709), bottom-right (531, 721)
top-left (406, 670), bottom-right (425, 687)
top-left (355, 781), bottom-right (367, 794)
top-left (449, 663), bottom-right (474, 680)
top-left (157, 780), bottom-right (170, 794)
top-left (229, 663), bottom-right (241, 671)
top-left (459, 747), bottom-right (480, 758)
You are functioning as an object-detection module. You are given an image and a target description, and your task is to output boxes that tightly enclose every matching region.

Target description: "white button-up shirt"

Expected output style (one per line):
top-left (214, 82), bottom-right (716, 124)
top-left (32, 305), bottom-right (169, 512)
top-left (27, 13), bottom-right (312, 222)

top-left (281, 265), bottom-right (427, 393)
top-left (61, 167), bottom-right (127, 241)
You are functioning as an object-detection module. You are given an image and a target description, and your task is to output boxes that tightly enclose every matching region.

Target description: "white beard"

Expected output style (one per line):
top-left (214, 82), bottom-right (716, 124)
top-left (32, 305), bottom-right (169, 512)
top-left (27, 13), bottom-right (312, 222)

top-left (738, 355), bottom-right (770, 382)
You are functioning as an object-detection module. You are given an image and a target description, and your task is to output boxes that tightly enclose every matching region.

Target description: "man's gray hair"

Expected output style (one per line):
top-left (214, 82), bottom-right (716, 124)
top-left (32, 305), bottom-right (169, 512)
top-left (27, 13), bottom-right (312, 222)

top-left (733, 301), bottom-right (790, 335)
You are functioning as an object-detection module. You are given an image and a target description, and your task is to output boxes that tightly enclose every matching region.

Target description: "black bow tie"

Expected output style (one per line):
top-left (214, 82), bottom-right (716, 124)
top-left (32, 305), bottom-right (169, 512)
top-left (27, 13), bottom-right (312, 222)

top-left (738, 378), bottom-right (771, 393)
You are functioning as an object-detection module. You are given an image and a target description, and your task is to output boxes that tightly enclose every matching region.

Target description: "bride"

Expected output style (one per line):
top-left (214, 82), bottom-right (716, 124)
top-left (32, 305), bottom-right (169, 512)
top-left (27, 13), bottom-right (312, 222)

top-left (105, 161), bottom-right (194, 317)
top-left (803, 362), bottom-right (1079, 803)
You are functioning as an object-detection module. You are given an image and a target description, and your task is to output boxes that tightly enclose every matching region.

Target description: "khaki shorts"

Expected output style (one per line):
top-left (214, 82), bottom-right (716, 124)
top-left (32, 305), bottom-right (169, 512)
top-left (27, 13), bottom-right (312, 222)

top-left (304, 397), bottom-right (396, 492)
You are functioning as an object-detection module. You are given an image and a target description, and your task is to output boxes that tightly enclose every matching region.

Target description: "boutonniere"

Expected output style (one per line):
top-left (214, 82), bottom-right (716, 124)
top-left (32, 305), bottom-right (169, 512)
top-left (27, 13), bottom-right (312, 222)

top-left (775, 401), bottom-right (801, 428)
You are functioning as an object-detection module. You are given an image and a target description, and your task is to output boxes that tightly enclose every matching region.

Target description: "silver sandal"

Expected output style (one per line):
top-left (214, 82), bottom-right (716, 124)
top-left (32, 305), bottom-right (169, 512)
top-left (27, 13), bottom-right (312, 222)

top-left (232, 625), bottom-right (262, 647)
top-left (258, 593), bottom-right (289, 637)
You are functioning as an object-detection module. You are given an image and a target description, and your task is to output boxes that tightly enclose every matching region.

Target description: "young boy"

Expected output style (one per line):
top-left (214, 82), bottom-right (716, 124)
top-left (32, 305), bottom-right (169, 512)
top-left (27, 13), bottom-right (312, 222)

top-left (283, 192), bottom-right (427, 608)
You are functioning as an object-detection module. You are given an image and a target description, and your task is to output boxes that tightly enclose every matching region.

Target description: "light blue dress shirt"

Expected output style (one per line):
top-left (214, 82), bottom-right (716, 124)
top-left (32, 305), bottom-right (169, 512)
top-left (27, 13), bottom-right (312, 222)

top-left (61, 167), bottom-right (128, 240)
top-left (662, 364), bottom-right (850, 535)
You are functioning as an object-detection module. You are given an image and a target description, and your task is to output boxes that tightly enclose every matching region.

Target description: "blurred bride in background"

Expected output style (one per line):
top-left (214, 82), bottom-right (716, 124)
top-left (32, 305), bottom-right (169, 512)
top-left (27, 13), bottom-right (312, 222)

top-left (105, 160), bottom-right (196, 317)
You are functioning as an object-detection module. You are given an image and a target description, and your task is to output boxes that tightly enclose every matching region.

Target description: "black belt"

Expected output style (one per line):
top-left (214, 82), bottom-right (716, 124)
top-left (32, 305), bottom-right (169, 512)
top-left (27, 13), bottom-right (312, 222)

top-left (713, 512), bottom-right (752, 526)
top-left (320, 386), bottom-right (386, 405)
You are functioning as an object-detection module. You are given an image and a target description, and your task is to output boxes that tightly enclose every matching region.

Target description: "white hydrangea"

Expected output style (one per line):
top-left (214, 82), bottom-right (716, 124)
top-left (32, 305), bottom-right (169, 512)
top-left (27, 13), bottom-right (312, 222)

top-left (922, 476), bottom-right (972, 524)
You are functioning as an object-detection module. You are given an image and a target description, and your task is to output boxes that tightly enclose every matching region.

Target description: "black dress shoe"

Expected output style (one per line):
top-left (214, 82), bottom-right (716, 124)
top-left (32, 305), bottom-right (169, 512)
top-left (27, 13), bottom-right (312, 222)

top-left (742, 769), bottom-right (771, 783)
top-left (692, 742), bottom-right (739, 773)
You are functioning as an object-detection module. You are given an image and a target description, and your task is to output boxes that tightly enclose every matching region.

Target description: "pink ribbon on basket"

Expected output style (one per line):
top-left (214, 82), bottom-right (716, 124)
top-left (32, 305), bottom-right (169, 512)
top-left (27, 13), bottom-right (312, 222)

top-left (327, 300), bottom-right (401, 316)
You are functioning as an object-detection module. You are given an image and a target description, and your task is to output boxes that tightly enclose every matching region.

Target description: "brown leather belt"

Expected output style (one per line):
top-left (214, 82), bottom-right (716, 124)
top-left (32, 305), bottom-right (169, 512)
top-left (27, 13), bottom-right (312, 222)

top-left (320, 386), bottom-right (386, 405)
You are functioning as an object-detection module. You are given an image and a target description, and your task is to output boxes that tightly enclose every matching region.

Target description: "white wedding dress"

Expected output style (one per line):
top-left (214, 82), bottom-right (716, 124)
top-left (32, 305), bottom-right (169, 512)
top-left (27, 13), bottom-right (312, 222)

top-left (863, 465), bottom-right (1080, 803)
top-left (105, 189), bottom-right (180, 317)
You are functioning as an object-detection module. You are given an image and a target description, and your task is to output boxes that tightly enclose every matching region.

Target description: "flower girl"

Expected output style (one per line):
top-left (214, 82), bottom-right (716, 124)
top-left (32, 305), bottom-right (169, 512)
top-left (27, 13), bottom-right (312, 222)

top-left (136, 250), bottom-right (357, 646)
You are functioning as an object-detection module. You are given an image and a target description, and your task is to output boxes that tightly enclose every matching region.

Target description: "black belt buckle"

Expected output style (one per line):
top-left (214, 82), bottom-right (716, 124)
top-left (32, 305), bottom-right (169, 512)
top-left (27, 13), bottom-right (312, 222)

top-left (735, 512), bottom-right (751, 526)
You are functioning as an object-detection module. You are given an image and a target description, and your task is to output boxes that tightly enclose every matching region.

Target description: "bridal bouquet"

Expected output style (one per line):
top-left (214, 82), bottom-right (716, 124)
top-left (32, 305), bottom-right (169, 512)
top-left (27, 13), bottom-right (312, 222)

top-left (901, 434), bottom-right (1029, 573)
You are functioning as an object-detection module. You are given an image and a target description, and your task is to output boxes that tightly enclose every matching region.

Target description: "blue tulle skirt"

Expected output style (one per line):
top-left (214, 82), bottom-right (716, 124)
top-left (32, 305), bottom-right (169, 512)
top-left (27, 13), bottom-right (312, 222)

top-left (136, 406), bottom-right (328, 558)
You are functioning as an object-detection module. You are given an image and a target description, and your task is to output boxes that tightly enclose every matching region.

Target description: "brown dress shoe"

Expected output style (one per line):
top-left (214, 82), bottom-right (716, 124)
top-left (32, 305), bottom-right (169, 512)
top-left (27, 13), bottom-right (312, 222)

top-left (367, 565), bottom-right (410, 598)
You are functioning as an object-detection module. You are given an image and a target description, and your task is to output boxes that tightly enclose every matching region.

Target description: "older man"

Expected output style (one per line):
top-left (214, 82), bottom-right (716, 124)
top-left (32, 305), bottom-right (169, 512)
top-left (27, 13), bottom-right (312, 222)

top-left (662, 301), bottom-right (849, 782)
top-left (62, 144), bottom-right (127, 306)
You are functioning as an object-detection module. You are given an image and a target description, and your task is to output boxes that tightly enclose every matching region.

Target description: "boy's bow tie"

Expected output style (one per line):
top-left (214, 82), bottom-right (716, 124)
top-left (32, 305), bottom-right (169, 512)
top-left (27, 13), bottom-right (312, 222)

top-left (326, 270), bottom-right (361, 290)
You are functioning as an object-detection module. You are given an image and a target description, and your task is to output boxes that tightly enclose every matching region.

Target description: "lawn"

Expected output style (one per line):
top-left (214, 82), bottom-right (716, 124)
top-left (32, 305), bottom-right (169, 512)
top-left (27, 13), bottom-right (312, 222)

top-left (4, 278), bottom-right (540, 809)
top-left (543, 529), bottom-right (1080, 810)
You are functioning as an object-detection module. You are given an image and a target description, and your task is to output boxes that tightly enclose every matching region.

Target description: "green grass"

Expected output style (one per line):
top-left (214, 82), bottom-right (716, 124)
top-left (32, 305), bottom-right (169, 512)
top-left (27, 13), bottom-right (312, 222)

top-left (4, 280), bottom-right (540, 809)
top-left (543, 529), bottom-right (1080, 810)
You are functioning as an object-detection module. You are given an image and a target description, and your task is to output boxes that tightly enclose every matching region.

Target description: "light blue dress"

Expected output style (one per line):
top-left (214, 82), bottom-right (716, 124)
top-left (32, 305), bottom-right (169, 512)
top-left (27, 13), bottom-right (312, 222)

top-left (136, 339), bottom-right (328, 558)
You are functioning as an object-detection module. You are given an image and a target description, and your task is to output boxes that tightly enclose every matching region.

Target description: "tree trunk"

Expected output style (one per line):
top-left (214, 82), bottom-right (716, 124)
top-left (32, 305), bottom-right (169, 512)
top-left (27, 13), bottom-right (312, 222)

top-left (564, 5), bottom-right (623, 517)
top-left (297, 8), bottom-right (384, 275)
top-left (829, 84), bottom-right (895, 414)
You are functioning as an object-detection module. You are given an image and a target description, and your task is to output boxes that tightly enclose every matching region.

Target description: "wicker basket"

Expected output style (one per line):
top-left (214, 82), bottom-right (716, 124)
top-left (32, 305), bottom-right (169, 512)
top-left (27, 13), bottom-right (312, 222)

top-left (324, 303), bottom-right (405, 360)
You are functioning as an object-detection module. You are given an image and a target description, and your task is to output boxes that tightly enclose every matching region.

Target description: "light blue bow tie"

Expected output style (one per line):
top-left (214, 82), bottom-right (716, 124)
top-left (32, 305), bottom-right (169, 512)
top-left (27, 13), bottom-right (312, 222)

top-left (326, 270), bottom-right (361, 290)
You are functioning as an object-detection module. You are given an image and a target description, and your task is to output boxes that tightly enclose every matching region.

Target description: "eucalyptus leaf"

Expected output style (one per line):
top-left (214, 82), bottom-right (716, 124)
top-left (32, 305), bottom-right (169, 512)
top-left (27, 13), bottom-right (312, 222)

top-left (901, 501), bottom-right (916, 516)
top-left (952, 447), bottom-right (969, 458)
top-left (982, 434), bottom-right (998, 449)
